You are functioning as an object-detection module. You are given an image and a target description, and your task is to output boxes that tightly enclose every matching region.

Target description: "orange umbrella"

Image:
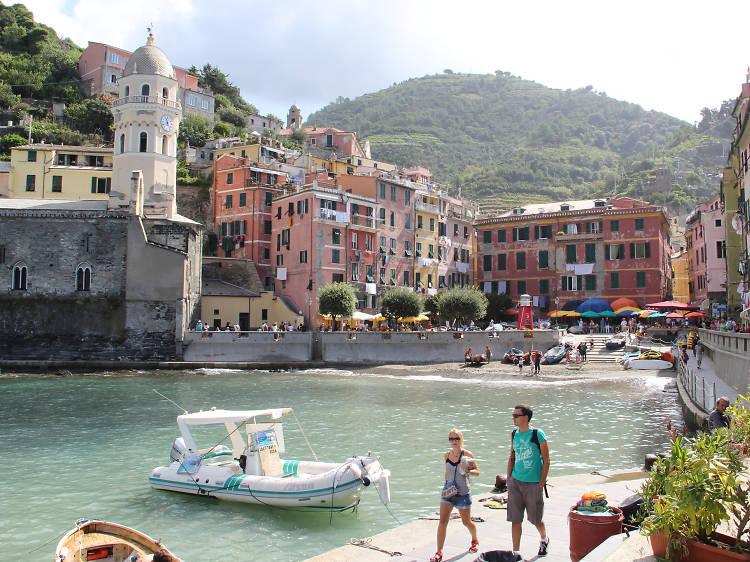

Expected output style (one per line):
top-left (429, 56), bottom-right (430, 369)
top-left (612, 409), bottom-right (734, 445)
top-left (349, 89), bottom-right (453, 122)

top-left (610, 298), bottom-right (640, 311)
top-left (684, 311), bottom-right (705, 318)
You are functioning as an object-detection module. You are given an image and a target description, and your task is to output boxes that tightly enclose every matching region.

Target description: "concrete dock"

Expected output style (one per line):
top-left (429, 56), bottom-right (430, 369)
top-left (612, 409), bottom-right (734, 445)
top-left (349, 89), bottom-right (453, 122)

top-left (308, 469), bottom-right (655, 562)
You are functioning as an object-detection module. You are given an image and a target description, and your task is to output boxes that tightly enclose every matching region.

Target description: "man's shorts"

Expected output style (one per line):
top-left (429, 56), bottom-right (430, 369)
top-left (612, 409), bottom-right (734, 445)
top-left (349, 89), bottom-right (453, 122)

top-left (441, 492), bottom-right (472, 510)
top-left (507, 475), bottom-right (544, 524)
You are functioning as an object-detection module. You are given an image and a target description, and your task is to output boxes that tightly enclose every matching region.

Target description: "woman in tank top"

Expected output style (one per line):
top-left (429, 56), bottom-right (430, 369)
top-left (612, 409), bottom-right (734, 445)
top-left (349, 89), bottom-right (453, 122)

top-left (430, 428), bottom-right (480, 562)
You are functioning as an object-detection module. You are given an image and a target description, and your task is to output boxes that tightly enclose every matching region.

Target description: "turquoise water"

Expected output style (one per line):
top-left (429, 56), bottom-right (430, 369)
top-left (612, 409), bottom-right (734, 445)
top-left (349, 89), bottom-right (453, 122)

top-left (0, 367), bottom-right (680, 561)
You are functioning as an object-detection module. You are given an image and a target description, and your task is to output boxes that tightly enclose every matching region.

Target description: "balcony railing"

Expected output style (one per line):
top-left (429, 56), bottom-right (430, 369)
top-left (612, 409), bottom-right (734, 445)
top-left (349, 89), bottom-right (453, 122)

top-left (415, 200), bottom-right (439, 214)
top-left (112, 95), bottom-right (181, 110)
top-left (351, 214), bottom-right (375, 228)
top-left (319, 208), bottom-right (350, 223)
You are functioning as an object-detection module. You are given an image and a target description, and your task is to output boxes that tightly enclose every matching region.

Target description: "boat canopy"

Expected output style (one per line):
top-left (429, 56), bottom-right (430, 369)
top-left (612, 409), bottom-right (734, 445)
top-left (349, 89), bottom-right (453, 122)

top-left (177, 408), bottom-right (292, 457)
top-left (177, 408), bottom-right (292, 426)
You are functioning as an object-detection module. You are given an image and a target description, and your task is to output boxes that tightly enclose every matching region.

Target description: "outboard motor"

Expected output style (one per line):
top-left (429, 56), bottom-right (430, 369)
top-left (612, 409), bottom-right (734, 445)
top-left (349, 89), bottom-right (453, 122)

top-left (170, 437), bottom-right (188, 463)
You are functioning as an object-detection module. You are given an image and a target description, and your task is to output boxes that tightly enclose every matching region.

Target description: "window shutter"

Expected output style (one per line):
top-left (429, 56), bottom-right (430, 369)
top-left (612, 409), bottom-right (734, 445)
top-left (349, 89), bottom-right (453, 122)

top-left (534, 225), bottom-right (540, 239)
top-left (619, 244), bottom-right (625, 259)
top-left (91, 177), bottom-right (96, 193)
top-left (513, 228), bottom-right (518, 241)
top-left (577, 275), bottom-right (583, 290)
top-left (645, 242), bottom-right (651, 258)
top-left (106, 177), bottom-right (111, 193)
top-left (243, 220), bottom-right (247, 234)
top-left (605, 245), bottom-right (611, 261)
top-left (585, 222), bottom-right (591, 234)
top-left (277, 207), bottom-right (281, 219)
top-left (629, 243), bottom-right (635, 258)
top-left (599, 221), bottom-right (604, 232)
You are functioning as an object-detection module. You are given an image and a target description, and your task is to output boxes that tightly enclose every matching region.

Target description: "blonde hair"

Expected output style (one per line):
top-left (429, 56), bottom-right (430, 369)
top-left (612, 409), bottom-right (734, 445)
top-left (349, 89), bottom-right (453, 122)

top-left (448, 427), bottom-right (464, 446)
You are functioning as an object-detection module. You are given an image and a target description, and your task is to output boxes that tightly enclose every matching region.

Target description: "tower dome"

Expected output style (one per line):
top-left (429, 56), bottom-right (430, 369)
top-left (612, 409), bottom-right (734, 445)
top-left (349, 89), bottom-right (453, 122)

top-left (122, 33), bottom-right (176, 80)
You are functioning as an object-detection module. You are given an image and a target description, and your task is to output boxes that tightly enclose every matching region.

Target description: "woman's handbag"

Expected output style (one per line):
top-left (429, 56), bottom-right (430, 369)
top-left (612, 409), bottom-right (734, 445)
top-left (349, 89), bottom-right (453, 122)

top-left (442, 481), bottom-right (458, 499)
top-left (441, 450), bottom-right (463, 498)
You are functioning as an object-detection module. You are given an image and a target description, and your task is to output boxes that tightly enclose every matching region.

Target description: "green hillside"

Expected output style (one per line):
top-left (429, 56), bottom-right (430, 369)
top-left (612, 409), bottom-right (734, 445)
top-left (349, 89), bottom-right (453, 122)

top-left (306, 72), bottom-right (729, 214)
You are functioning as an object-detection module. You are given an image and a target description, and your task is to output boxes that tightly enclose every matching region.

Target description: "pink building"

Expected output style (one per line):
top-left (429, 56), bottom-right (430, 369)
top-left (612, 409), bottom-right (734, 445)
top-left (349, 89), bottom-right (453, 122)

top-left (271, 182), bottom-right (379, 326)
top-left (686, 196), bottom-right (726, 307)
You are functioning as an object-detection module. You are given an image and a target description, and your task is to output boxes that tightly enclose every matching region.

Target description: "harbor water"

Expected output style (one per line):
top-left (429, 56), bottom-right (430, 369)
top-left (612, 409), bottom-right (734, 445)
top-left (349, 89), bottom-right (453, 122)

top-left (0, 365), bottom-right (681, 561)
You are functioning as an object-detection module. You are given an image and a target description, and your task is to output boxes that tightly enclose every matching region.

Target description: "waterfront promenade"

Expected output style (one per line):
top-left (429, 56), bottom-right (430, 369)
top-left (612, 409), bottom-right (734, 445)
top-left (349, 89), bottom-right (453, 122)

top-left (309, 468), bottom-right (652, 562)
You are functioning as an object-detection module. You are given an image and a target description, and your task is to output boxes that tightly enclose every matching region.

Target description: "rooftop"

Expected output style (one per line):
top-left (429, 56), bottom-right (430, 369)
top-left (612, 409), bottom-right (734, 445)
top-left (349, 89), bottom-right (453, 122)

top-left (0, 199), bottom-right (109, 211)
top-left (13, 144), bottom-right (113, 153)
top-left (201, 279), bottom-right (258, 298)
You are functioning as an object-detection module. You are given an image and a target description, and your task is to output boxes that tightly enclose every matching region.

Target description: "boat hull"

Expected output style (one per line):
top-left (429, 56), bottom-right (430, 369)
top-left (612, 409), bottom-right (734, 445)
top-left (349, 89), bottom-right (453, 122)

top-left (624, 359), bottom-right (674, 370)
top-left (542, 345), bottom-right (567, 364)
top-left (55, 519), bottom-right (179, 561)
top-left (149, 457), bottom-right (388, 511)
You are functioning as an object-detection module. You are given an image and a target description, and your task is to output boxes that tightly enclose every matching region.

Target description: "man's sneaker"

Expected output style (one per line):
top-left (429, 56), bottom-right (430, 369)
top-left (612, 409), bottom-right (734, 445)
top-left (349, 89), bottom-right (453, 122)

top-left (538, 536), bottom-right (550, 556)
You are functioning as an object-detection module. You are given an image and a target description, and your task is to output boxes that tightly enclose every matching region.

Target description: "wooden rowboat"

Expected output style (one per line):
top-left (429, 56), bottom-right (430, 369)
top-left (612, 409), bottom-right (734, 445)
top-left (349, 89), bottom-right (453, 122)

top-left (55, 519), bottom-right (179, 561)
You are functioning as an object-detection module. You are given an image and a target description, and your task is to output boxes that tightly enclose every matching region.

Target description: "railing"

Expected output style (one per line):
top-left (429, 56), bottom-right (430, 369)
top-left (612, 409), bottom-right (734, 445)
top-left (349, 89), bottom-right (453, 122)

top-left (677, 356), bottom-right (715, 412)
top-left (112, 95), bottom-right (181, 110)
top-left (698, 328), bottom-right (750, 355)
top-left (415, 200), bottom-right (439, 214)
top-left (350, 214), bottom-right (375, 228)
top-left (319, 208), bottom-right (350, 223)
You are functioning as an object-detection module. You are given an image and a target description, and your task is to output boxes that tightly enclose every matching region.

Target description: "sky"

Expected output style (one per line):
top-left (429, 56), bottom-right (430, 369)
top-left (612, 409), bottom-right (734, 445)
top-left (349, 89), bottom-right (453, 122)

top-left (22, 0), bottom-right (750, 125)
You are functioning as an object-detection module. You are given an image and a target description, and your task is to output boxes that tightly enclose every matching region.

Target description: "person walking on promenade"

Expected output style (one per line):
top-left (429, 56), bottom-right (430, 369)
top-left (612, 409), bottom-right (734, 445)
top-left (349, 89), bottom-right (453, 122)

top-left (708, 397), bottom-right (732, 432)
top-left (695, 340), bottom-right (704, 368)
top-left (430, 428), bottom-right (480, 562)
top-left (532, 351), bottom-right (541, 374)
top-left (507, 404), bottom-right (550, 558)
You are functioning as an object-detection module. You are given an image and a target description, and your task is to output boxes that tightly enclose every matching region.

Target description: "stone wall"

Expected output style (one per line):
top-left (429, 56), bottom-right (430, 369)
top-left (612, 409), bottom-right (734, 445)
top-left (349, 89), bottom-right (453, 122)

top-left (698, 329), bottom-right (750, 395)
top-left (181, 329), bottom-right (560, 365)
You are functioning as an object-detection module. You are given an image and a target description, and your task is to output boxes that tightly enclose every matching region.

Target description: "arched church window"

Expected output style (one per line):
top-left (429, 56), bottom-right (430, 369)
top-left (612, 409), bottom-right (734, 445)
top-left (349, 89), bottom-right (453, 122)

top-left (141, 84), bottom-right (150, 96)
top-left (76, 264), bottom-right (91, 291)
top-left (119, 134), bottom-right (125, 154)
top-left (124, 85), bottom-right (129, 97)
top-left (162, 135), bottom-right (168, 155)
top-left (162, 87), bottom-right (169, 99)
top-left (139, 132), bottom-right (148, 153)
top-left (11, 263), bottom-right (27, 290)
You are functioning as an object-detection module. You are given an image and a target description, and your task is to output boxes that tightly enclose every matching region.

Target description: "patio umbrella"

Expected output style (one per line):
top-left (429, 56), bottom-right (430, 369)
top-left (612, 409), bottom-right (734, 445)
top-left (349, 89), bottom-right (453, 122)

top-left (639, 310), bottom-right (658, 317)
top-left (685, 311), bottom-right (705, 318)
top-left (617, 310), bottom-right (639, 317)
top-left (646, 300), bottom-right (698, 310)
top-left (580, 310), bottom-right (601, 318)
top-left (599, 310), bottom-right (618, 317)
top-left (399, 314), bottom-right (429, 322)
top-left (561, 299), bottom-right (585, 311)
top-left (565, 311), bottom-right (581, 317)
top-left (352, 311), bottom-right (376, 320)
top-left (666, 312), bottom-right (684, 319)
top-left (648, 312), bottom-right (667, 318)
top-left (609, 298), bottom-right (640, 311)
top-left (614, 306), bottom-right (642, 315)
top-left (576, 298), bottom-right (614, 314)
top-left (547, 310), bottom-right (561, 317)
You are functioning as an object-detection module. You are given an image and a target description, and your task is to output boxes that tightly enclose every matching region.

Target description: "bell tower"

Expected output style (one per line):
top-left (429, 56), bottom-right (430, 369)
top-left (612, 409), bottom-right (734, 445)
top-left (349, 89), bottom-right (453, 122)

top-left (287, 104), bottom-right (302, 129)
top-left (110, 31), bottom-right (181, 218)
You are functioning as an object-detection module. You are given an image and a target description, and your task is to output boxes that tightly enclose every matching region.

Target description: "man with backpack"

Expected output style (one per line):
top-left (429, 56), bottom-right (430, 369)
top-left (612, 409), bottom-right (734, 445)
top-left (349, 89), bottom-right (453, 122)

top-left (507, 404), bottom-right (550, 557)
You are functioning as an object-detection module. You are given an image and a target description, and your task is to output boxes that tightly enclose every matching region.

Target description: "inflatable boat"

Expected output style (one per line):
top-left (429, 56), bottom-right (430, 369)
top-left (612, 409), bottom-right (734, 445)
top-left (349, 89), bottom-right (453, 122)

top-left (622, 350), bottom-right (674, 370)
top-left (149, 408), bottom-right (390, 511)
top-left (605, 333), bottom-right (627, 350)
top-left (503, 348), bottom-right (524, 363)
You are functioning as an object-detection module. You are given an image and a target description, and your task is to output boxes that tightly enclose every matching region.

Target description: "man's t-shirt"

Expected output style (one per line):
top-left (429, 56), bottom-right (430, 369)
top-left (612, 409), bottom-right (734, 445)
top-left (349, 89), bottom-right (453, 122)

top-left (512, 427), bottom-right (547, 483)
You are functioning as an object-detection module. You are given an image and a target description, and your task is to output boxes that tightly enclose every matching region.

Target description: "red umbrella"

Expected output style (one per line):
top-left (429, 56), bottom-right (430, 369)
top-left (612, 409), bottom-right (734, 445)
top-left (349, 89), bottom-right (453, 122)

top-left (684, 311), bottom-right (705, 318)
top-left (666, 312), bottom-right (684, 319)
top-left (646, 300), bottom-right (699, 310)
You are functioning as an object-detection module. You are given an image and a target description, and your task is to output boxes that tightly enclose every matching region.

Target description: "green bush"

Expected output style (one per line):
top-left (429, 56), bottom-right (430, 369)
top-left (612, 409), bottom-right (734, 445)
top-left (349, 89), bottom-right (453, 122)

top-left (318, 282), bottom-right (356, 326)
top-left (380, 288), bottom-right (421, 320)
top-left (438, 287), bottom-right (488, 324)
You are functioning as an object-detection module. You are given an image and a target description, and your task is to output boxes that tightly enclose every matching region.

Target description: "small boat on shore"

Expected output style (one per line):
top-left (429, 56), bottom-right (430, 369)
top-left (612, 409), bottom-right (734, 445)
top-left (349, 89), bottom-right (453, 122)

top-left (149, 408), bottom-right (390, 511)
top-left (503, 348), bottom-right (524, 363)
top-left (55, 519), bottom-right (178, 561)
top-left (541, 344), bottom-right (568, 365)
top-left (621, 349), bottom-right (674, 370)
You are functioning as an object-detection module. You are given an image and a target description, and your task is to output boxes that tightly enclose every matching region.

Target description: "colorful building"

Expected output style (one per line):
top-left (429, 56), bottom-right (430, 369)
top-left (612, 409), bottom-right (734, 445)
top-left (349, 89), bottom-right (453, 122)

top-left (730, 74), bottom-right (750, 321)
top-left (720, 161), bottom-right (743, 315)
top-left (475, 198), bottom-right (672, 311)
top-left (671, 248), bottom-right (691, 304)
top-left (685, 196), bottom-right (726, 308)
top-left (8, 145), bottom-right (113, 200)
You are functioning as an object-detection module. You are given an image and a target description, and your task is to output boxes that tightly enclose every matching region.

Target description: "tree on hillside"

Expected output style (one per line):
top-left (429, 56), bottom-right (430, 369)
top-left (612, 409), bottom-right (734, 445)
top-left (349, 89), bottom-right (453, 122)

top-left (178, 114), bottom-right (211, 147)
top-left (213, 121), bottom-right (231, 137)
top-left (318, 283), bottom-right (356, 330)
top-left (0, 133), bottom-right (25, 156)
top-left (188, 63), bottom-right (257, 115)
top-left (438, 287), bottom-right (488, 326)
top-left (380, 288), bottom-right (421, 322)
top-left (63, 97), bottom-right (113, 139)
top-left (218, 107), bottom-right (246, 129)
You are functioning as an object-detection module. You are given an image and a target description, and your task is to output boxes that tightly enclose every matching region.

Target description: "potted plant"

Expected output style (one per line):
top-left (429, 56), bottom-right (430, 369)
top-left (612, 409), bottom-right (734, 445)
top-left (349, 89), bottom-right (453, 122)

top-left (640, 430), bottom-right (750, 561)
top-left (727, 394), bottom-right (750, 455)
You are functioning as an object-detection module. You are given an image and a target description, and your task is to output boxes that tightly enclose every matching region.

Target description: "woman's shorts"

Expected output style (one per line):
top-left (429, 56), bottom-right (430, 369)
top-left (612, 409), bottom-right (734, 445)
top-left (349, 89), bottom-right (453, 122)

top-left (441, 492), bottom-right (472, 510)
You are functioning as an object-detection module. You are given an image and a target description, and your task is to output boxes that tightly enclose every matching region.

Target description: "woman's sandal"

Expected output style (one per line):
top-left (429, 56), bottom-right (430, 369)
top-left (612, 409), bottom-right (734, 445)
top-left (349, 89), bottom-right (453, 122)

top-left (469, 539), bottom-right (479, 553)
top-left (430, 552), bottom-right (443, 562)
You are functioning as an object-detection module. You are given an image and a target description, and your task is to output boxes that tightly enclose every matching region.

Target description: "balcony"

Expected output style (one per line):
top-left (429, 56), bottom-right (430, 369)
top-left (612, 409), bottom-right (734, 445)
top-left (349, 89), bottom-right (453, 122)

top-left (415, 199), bottom-right (439, 214)
top-left (318, 208), bottom-right (349, 223)
top-left (555, 231), bottom-right (602, 242)
top-left (350, 214), bottom-right (376, 229)
top-left (112, 95), bottom-right (181, 110)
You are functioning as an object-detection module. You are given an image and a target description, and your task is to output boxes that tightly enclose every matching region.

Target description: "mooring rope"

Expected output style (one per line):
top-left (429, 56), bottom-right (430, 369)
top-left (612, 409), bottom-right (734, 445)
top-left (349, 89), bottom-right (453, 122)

top-left (291, 409), bottom-right (318, 461)
top-left (349, 537), bottom-right (403, 556)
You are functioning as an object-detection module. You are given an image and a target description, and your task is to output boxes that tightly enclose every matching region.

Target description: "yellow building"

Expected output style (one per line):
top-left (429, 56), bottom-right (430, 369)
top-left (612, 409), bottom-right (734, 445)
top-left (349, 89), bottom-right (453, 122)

top-left (671, 249), bottom-right (690, 304)
top-left (199, 279), bottom-right (303, 330)
top-left (8, 144), bottom-right (113, 200)
top-left (414, 189), bottom-right (440, 291)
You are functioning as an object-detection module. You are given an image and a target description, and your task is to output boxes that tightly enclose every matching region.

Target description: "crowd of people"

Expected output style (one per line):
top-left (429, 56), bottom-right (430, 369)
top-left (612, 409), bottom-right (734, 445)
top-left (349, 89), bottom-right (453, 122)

top-left (192, 320), bottom-right (306, 333)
